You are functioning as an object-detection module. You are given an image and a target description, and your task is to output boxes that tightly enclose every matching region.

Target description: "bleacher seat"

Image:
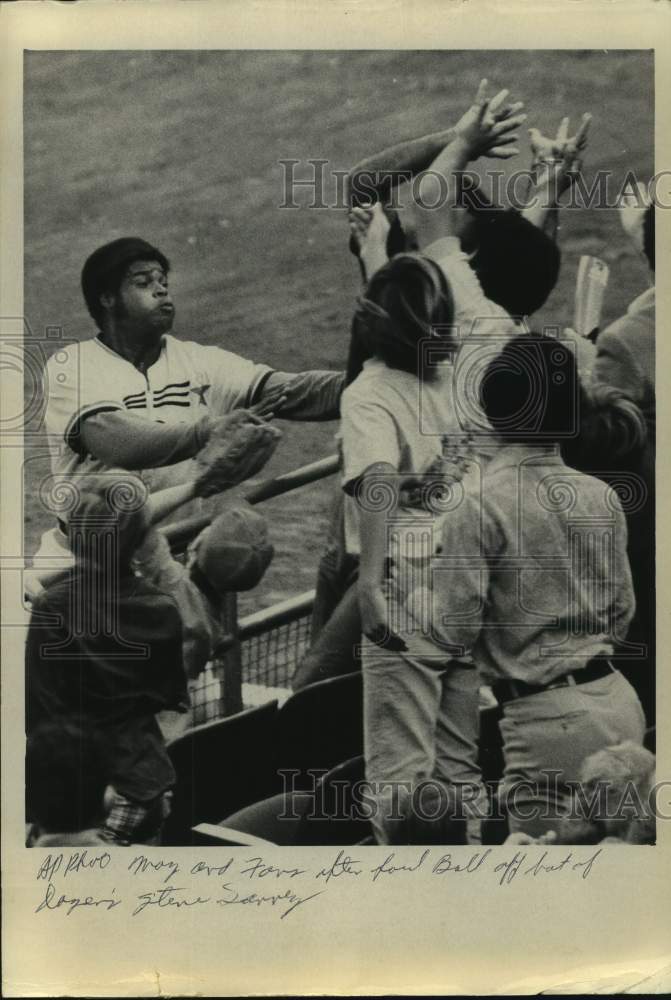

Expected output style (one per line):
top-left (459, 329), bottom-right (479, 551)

top-left (162, 699), bottom-right (279, 846)
top-left (221, 755), bottom-right (371, 846)
top-left (275, 671), bottom-right (363, 787)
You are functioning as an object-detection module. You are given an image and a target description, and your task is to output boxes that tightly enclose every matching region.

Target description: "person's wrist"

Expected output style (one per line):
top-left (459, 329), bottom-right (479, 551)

top-left (449, 133), bottom-right (476, 166)
top-left (436, 126), bottom-right (456, 145)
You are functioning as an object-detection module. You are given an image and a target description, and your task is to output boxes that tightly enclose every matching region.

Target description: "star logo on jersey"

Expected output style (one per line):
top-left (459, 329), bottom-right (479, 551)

top-left (190, 384), bottom-right (211, 405)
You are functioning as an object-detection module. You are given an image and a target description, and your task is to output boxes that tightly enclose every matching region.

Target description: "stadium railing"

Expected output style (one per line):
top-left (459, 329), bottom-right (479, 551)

top-left (162, 453), bottom-right (339, 724)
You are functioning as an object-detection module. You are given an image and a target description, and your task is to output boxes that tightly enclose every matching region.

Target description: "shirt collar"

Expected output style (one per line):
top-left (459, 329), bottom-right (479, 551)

top-left (94, 333), bottom-right (167, 365)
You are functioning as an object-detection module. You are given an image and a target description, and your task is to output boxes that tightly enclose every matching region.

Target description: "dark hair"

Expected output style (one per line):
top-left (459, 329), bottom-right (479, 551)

top-left (469, 208), bottom-right (561, 318)
top-left (480, 332), bottom-right (578, 443)
top-left (560, 383), bottom-right (647, 474)
top-left (352, 253), bottom-right (455, 380)
top-left (26, 719), bottom-right (107, 832)
top-left (81, 237), bottom-right (170, 326)
top-left (643, 204), bottom-right (655, 271)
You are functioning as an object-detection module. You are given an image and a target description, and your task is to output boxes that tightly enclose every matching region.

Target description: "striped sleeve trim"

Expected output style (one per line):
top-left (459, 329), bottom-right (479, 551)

top-left (245, 367), bottom-right (275, 408)
top-left (64, 402), bottom-right (125, 455)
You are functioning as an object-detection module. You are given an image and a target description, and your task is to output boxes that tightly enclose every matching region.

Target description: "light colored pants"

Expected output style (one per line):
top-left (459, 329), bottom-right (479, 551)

top-left (361, 636), bottom-right (483, 845)
top-left (499, 669), bottom-right (646, 837)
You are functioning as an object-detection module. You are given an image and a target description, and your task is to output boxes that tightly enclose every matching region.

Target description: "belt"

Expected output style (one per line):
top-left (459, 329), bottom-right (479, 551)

top-left (492, 656), bottom-right (617, 706)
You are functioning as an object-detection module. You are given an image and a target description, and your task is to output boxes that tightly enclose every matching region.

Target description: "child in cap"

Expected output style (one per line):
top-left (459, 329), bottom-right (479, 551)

top-left (25, 472), bottom-right (188, 845)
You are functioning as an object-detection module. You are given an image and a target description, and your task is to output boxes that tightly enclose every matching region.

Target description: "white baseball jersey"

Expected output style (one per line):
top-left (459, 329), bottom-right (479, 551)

top-left (44, 333), bottom-right (272, 498)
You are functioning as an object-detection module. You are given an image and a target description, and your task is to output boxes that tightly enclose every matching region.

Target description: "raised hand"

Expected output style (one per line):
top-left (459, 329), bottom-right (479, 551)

top-left (348, 202), bottom-right (391, 256)
top-left (528, 113), bottom-right (591, 193)
top-left (349, 201), bottom-right (391, 279)
top-left (453, 78), bottom-right (526, 160)
top-left (528, 112), bottom-right (591, 163)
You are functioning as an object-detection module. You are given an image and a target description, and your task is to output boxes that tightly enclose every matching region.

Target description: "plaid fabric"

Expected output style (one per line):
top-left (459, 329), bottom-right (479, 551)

top-left (101, 789), bottom-right (170, 845)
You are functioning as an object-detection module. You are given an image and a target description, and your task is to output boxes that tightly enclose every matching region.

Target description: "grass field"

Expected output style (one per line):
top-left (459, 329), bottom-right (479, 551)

top-left (23, 50), bottom-right (654, 609)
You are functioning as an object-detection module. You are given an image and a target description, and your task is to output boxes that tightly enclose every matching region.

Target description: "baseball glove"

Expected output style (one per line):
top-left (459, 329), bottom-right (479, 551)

top-left (194, 411), bottom-right (281, 498)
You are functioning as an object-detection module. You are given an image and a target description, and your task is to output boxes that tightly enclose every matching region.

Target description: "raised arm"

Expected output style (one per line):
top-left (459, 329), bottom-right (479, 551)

top-left (348, 128), bottom-right (457, 208)
top-left (414, 80), bottom-right (526, 248)
top-left (347, 81), bottom-right (522, 208)
top-left (520, 114), bottom-right (591, 235)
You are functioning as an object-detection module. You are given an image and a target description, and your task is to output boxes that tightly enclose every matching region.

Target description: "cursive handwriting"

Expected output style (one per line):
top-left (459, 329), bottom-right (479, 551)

top-left (36, 851), bottom-right (111, 881)
top-left (132, 886), bottom-right (211, 916)
top-left (524, 848), bottom-right (602, 880)
top-left (217, 883), bottom-right (324, 919)
top-left (494, 851), bottom-right (527, 885)
top-left (370, 850), bottom-right (430, 882)
top-left (432, 850), bottom-right (492, 875)
top-left (36, 881), bottom-right (121, 916)
top-left (33, 844), bottom-right (604, 921)
top-left (315, 851), bottom-right (363, 884)
top-left (128, 855), bottom-right (180, 885)
top-left (191, 859), bottom-right (234, 877)
top-left (238, 857), bottom-right (307, 880)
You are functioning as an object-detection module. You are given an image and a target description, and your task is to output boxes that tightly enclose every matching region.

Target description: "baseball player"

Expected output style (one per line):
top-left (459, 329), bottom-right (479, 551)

top-left (29, 236), bottom-right (344, 594)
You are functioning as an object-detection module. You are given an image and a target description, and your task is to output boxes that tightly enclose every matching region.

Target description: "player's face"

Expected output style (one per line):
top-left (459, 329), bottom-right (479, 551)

top-left (114, 259), bottom-right (175, 336)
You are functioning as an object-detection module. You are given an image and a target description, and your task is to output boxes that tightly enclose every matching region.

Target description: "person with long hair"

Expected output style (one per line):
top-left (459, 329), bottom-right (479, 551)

top-left (340, 90), bottom-right (525, 843)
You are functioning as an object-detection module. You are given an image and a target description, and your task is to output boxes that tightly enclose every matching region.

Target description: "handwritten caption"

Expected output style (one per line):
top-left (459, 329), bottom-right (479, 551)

top-left (33, 846), bottom-right (602, 920)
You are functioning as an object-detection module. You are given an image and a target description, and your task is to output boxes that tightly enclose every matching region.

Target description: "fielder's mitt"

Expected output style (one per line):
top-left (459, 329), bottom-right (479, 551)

top-left (194, 412), bottom-right (281, 498)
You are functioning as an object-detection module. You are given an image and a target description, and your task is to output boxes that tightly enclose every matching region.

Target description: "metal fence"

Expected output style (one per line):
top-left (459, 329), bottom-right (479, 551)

top-left (164, 455), bottom-right (339, 725)
top-left (189, 590), bottom-right (314, 725)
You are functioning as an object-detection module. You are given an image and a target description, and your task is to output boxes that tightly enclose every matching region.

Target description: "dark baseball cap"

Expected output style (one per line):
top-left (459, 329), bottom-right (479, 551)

top-left (194, 504), bottom-right (274, 592)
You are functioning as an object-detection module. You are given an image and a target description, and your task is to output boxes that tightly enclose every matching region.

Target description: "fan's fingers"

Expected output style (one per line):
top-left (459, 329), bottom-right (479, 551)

top-left (556, 115), bottom-right (570, 145)
top-left (574, 112), bottom-right (592, 148)
top-left (489, 146), bottom-right (520, 159)
top-left (489, 132), bottom-right (519, 147)
top-left (487, 87), bottom-right (510, 113)
top-left (494, 99), bottom-right (525, 121)
top-left (474, 77), bottom-right (489, 103)
top-left (492, 113), bottom-right (526, 136)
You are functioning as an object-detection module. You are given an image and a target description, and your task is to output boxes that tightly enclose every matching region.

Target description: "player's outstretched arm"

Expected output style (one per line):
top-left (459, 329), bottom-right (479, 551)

top-left (256, 369), bottom-right (345, 421)
top-left (79, 405), bottom-right (280, 472)
top-left (79, 409), bottom-right (212, 470)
